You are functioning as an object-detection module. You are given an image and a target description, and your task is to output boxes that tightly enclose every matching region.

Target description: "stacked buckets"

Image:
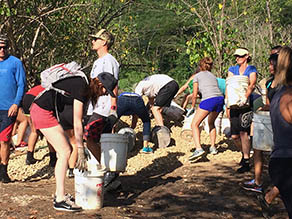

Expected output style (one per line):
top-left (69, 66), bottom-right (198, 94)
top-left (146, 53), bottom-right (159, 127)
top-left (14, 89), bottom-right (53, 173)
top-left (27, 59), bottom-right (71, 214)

top-left (74, 133), bottom-right (129, 210)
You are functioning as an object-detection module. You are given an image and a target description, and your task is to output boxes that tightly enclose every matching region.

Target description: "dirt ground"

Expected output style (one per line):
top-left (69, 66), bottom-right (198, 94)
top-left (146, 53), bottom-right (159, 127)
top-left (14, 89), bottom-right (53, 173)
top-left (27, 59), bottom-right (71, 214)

top-left (0, 116), bottom-right (289, 219)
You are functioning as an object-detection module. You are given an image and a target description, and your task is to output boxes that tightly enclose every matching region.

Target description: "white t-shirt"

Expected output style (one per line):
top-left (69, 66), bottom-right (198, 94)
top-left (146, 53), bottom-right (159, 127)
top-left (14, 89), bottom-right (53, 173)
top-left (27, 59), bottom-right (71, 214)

top-left (135, 74), bottom-right (173, 98)
top-left (87, 53), bottom-right (119, 117)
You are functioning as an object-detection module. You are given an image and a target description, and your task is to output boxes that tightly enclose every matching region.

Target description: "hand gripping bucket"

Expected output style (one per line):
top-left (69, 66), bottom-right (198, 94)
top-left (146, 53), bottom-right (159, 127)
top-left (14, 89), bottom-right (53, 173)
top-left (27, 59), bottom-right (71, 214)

top-left (118, 127), bottom-right (136, 152)
top-left (74, 149), bottom-right (106, 210)
top-left (100, 133), bottom-right (128, 172)
top-left (252, 111), bottom-right (273, 151)
top-left (226, 75), bottom-right (249, 108)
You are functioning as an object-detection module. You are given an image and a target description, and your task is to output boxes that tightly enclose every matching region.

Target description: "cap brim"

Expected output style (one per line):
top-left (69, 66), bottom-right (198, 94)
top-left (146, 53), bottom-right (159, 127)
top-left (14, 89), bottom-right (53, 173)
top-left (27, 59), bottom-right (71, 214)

top-left (107, 89), bottom-right (116, 98)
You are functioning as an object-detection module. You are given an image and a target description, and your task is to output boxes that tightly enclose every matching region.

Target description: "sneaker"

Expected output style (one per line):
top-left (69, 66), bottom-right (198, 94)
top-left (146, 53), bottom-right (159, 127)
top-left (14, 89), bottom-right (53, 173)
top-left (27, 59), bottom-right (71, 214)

top-left (15, 141), bottom-right (28, 151)
top-left (141, 147), bottom-right (153, 153)
top-left (209, 146), bottom-right (218, 155)
top-left (53, 195), bottom-right (81, 212)
top-left (236, 164), bottom-right (250, 173)
top-left (189, 149), bottom-right (205, 160)
top-left (242, 179), bottom-right (263, 193)
top-left (53, 193), bottom-right (75, 204)
top-left (257, 194), bottom-right (271, 219)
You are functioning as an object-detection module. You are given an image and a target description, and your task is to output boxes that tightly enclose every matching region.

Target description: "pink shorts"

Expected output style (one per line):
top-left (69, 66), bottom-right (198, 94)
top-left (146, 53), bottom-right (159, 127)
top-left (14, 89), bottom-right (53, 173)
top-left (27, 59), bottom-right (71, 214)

top-left (30, 103), bottom-right (59, 130)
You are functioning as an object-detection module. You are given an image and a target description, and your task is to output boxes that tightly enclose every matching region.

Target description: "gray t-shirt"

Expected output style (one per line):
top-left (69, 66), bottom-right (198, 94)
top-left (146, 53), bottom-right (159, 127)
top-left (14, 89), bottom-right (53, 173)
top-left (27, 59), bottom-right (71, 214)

top-left (193, 71), bottom-right (223, 101)
top-left (87, 53), bottom-right (119, 117)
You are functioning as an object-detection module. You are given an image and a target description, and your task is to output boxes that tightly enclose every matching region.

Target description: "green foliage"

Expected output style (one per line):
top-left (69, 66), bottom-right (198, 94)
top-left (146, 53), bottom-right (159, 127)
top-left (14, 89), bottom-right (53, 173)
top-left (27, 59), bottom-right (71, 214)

top-left (1, 0), bottom-right (292, 88)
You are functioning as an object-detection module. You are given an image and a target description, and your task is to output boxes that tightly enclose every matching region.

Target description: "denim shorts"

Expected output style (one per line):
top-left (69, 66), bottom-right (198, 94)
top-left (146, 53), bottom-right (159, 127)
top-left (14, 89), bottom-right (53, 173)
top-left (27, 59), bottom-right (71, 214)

top-left (199, 96), bottom-right (224, 113)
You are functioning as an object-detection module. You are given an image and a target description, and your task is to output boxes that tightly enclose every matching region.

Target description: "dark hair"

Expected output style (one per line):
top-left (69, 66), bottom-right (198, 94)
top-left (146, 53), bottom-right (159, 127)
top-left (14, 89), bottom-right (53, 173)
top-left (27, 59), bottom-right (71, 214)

top-left (271, 45), bottom-right (282, 54)
top-left (269, 53), bottom-right (278, 72)
top-left (199, 57), bottom-right (213, 71)
top-left (86, 77), bottom-right (105, 106)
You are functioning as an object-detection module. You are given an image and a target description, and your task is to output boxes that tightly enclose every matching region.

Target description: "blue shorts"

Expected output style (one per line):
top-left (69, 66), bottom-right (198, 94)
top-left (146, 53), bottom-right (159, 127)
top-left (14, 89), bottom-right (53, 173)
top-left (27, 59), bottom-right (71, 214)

top-left (199, 96), bottom-right (224, 113)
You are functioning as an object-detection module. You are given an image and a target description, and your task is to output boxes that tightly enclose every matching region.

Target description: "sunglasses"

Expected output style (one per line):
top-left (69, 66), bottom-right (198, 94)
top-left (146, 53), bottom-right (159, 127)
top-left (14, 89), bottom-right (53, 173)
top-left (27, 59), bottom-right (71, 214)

top-left (235, 55), bottom-right (246, 58)
top-left (0, 46), bottom-right (7, 50)
top-left (92, 37), bottom-right (102, 42)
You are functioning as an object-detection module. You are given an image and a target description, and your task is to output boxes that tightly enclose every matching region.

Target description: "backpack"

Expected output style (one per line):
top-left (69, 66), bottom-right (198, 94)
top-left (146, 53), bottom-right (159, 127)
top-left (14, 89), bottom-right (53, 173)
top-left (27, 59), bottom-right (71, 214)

top-left (33, 61), bottom-right (89, 121)
top-left (35, 61), bottom-right (89, 100)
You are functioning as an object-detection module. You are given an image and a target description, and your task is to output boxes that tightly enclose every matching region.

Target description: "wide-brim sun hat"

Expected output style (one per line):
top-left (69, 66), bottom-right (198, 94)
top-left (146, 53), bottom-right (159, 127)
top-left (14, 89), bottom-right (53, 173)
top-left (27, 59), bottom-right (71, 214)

top-left (234, 48), bottom-right (249, 56)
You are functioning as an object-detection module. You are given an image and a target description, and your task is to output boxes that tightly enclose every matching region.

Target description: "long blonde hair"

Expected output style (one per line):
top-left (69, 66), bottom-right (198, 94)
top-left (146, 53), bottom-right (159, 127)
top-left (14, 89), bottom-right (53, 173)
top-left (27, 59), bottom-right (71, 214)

top-left (274, 46), bottom-right (292, 86)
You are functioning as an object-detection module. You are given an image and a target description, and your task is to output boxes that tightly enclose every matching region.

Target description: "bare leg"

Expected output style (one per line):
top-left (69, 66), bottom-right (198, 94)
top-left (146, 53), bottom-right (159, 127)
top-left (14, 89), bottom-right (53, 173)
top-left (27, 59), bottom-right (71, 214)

top-left (265, 186), bottom-right (280, 204)
top-left (183, 94), bottom-right (193, 109)
top-left (27, 117), bottom-right (39, 153)
top-left (208, 111), bottom-right (220, 147)
top-left (191, 107), bottom-right (209, 150)
top-left (240, 131), bottom-right (251, 159)
top-left (0, 141), bottom-right (10, 165)
top-left (253, 149), bottom-right (263, 185)
top-left (151, 106), bottom-right (164, 126)
top-left (232, 135), bottom-right (242, 151)
top-left (40, 125), bottom-right (71, 202)
top-left (15, 110), bottom-right (28, 145)
top-left (65, 129), bottom-right (78, 169)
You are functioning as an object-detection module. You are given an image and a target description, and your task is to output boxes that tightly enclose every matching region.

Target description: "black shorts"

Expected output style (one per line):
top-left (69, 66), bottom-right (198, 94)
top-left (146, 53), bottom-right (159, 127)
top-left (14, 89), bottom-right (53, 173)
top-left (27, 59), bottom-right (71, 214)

top-left (59, 105), bottom-right (73, 130)
top-left (22, 94), bottom-right (35, 115)
top-left (230, 107), bottom-right (252, 135)
top-left (154, 80), bottom-right (179, 107)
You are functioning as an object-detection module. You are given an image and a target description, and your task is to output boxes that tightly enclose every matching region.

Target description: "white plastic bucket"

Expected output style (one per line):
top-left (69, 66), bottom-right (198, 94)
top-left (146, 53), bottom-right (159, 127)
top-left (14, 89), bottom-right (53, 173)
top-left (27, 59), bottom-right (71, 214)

top-left (118, 127), bottom-right (136, 152)
top-left (252, 111), bottom-right (273, 151)
top-left (74, 148), bottom-right (106, 210)
top-left (74, 168), bottom-right (105, 210)
top-left (151, 126), bottom-right (171, 148)
top-left (100, 133), bottom-right (128, 172)
top-left (181, 113), bottom-right (195, 141)
top-left (226, 75), bottom-right (249, 108)
top-left (203, 114), bottom-right (230, 135)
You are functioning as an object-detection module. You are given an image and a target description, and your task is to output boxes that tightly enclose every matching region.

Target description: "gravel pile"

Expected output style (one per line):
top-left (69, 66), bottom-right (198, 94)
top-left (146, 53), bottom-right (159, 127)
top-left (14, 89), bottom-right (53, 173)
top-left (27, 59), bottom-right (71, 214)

top-left (8, 115), bottom-right (236, 181)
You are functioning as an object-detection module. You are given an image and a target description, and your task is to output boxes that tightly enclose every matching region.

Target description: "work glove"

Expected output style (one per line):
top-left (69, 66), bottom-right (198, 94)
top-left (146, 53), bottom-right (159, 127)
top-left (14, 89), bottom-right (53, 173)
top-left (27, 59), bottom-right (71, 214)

top-left (186, 108), bottom-right (195, 117)
top-left (75, 147), bottom-right (90, 172)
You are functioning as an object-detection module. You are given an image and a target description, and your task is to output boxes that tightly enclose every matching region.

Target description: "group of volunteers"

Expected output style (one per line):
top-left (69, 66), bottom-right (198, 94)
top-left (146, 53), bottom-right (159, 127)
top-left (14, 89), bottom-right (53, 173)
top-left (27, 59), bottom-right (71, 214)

top-left (1, 26), bottom-right (292, 217)
top-left (0, 29), bottom-right (181, 212)
top-left (181, 45), bottom-right (292, 218)
top-left (0, 30), bottom-right (119, 211)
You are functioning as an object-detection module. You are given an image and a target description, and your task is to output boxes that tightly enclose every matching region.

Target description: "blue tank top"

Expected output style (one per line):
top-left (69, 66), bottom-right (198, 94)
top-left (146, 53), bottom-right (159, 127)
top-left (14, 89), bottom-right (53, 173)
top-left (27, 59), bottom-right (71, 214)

top-left (270, 86), bottom-right (292, 158)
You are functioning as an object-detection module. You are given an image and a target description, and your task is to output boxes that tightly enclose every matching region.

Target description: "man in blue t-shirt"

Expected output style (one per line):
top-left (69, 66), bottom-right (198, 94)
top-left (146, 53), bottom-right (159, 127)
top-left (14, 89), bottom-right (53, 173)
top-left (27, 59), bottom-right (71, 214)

top-left (0, 34), bottom-right (26, 183)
